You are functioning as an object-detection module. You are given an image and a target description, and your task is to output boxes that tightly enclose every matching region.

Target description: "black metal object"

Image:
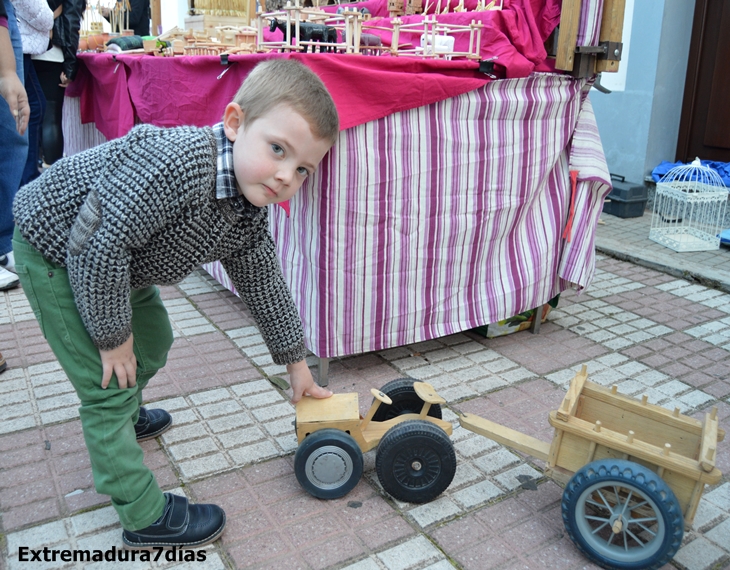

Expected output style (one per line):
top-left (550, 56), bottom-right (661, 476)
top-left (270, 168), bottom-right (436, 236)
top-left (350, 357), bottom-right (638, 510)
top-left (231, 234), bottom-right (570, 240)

top-left (571, 40), bottom-right (623, 78)
top-left (478, 59), bottom-right (496, 77)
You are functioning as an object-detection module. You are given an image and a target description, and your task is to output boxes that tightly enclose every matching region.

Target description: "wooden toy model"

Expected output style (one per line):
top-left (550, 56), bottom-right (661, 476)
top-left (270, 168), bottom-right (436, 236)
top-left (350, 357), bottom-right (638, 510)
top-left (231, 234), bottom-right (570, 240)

top-left (459, 365), bottom-right (724, 570)
top-left (294, 378), bottom-right (456, 503)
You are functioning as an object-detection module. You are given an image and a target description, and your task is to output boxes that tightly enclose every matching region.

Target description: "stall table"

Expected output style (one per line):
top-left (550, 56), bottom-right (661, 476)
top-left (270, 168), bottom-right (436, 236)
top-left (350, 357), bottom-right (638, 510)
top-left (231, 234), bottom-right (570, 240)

top-left (63, 0), bottom-right (613, 384)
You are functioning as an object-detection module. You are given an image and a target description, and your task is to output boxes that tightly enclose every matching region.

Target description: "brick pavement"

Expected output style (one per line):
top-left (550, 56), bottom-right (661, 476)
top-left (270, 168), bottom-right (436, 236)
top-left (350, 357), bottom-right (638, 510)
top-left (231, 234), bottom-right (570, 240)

top-left (2, 216), bottom-right (730, 569)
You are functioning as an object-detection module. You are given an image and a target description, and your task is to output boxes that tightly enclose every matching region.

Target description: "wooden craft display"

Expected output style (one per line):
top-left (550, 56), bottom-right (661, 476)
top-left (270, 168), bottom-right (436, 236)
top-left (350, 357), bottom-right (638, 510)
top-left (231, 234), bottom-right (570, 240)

top-left (392, 15), bottom-right (483, 59)
top-left (77, 0), bottom-right (621, 78)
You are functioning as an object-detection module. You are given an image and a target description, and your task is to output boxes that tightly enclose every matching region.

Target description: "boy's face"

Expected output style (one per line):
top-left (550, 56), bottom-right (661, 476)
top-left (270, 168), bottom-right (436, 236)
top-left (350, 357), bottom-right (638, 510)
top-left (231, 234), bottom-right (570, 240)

top-left (223, 103), bottom-right (332, 209)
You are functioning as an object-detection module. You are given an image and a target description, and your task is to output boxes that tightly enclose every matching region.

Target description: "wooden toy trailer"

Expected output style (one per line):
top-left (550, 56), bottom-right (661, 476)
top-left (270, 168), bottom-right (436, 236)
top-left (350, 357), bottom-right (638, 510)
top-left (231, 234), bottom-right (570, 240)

top-left (459, 365), bottom-right (724, 570)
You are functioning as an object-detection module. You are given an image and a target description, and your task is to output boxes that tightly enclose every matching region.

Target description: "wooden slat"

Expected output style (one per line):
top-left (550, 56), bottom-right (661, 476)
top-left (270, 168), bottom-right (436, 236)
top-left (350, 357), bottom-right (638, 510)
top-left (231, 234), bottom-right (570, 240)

top-left (414, 382), bottom-right (446, 405)
top-left (699, 411), bottom-right (719, 472)
top-left (557, 365), bottom-right (588, 421)
top-left (582, 383), bottom-right (705, 433)
top-left (296, 393), bottom-right (360, 423)
top-left (459, 413), bottom-right (551, 461)
top-left (547, 429), bottom-right (564, 467)
top-left (555, 0), bottom-right (582, 71)
top-left (577, 395), bottom-right (700, 459)
top-left (548, 411), bottom-right (722, 484)
top-left (151, 0), bottom-right (161, 35)
top-left (596, 0), bottom-right (626, 72)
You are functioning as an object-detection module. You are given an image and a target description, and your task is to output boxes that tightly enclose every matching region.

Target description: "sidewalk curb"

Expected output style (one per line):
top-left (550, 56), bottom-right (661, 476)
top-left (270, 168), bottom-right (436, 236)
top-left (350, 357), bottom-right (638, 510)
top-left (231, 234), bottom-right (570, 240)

top-left (596, 245), bottom-right (730, 294)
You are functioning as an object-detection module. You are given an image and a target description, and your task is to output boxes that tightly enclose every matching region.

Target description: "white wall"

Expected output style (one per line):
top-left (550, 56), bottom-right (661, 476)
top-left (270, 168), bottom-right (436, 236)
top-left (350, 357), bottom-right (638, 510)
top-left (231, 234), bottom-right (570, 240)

top-left (160, 0), bottom-right (189, 34)
top-left (591, 0), bottom-right (695, 183)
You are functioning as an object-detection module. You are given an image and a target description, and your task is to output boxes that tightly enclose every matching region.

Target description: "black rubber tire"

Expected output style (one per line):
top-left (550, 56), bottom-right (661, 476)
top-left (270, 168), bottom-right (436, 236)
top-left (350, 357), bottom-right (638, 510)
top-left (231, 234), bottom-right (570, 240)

top-left (562, 459), bottom-right (684, 570)
top-left (294, 429), bottom-right (364, 499)
top-left (375, 419), bottom-right (455, 503)
top-left (371, 378), bottom-right (442, 422)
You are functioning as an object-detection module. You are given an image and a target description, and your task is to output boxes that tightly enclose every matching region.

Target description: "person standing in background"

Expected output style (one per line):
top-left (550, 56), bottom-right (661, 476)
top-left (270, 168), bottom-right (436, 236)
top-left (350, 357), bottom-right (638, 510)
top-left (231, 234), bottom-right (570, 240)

top-left (101, 0), bottom-right (149, 37)
top-left (0, 0), bottom-right (30, 373)
top-left (0, 0), bottom-right (29, 290)
top-left (32, 0), bottom-right (85, 166)
top-left (15, 0), bottom-right (53, 186)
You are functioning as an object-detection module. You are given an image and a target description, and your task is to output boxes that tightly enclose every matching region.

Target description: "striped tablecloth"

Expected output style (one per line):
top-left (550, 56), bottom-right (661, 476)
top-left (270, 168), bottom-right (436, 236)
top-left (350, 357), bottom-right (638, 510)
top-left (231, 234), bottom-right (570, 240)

top-left (201, 73), bottom-right (611, 358)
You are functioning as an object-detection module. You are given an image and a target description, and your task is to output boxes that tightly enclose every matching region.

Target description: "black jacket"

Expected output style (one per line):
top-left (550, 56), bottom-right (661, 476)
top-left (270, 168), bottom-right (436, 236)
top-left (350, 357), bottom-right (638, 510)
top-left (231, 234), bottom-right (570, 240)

top-left (102, 0), bottom-right (150, 37)
top-left (47, 0), bottom-right (86, 81)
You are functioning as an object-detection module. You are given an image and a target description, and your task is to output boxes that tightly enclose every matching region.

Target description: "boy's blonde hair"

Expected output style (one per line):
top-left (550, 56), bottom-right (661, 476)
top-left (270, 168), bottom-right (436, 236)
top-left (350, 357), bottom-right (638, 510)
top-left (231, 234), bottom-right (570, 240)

top-left (232, 59), bottom-right (339, 145)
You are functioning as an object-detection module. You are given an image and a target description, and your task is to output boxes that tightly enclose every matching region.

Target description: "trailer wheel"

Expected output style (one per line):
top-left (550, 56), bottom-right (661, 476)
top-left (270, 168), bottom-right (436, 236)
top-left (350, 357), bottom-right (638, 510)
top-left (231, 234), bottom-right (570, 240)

top-left (562, 459), bottom-right (684, 570)
top-left (372, 378), bottom-right (442, 422)
top-left (376, 419), bottom-right (455, 503)
top-left (294, 429), bottom-right (363, 499)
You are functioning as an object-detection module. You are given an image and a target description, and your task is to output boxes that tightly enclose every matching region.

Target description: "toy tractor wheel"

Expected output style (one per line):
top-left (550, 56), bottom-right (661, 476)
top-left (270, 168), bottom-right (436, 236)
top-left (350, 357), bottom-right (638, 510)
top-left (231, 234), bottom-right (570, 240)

top-left (372, 378), bottom-right (442, 422)
top-left (376, 419), bottom-right (455, 504)
top-left (294, 429), bottom-right (364, 500)
top-left (562, 459), bottom-right (684, 570)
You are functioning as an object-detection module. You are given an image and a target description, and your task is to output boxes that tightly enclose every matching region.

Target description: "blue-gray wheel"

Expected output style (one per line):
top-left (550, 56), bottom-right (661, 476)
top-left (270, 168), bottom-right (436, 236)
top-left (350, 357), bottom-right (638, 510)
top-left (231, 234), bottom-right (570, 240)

top-left (562, 459), bottom-right (684, 570)
top-left (294, 429), bottom-right (363, 499)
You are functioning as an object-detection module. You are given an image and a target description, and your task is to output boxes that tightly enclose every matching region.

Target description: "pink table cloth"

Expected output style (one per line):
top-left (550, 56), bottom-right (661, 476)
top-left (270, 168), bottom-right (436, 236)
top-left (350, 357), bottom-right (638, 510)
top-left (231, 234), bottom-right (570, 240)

top-left (66, 0), bottom-right (563, 140)
top-left (203, 74), bottom-right (610, 358)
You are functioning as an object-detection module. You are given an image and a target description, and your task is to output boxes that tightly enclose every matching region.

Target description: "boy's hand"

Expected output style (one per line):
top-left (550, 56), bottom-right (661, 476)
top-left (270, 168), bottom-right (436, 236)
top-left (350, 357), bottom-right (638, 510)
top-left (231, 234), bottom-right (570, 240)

top-left (99, 334), bottom-right (137, 389)
top-left (287, 360), bottom-right (332, 404)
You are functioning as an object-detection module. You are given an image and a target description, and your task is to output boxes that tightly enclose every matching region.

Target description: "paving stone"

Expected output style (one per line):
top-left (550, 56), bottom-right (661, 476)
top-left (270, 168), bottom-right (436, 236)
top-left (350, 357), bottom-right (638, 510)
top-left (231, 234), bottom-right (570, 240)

top-left (673, 536), bottom-right (727, 570)
top-left (473, 448), bottom-right (521, 475)
top-left (451, 479), bottom-right (503, 509)
top-left (704, 517), bottom-right (730, 550)
top-left (704, 483), bottom-right (730, 511)
top-left (342, 558), bottom-right (382, 570)
top-left (454, 434), bottom-right (500, 458)
top-left (493, 464), bottom-right (544, 492)
top-left (376, 535), bottom-right (445, 570)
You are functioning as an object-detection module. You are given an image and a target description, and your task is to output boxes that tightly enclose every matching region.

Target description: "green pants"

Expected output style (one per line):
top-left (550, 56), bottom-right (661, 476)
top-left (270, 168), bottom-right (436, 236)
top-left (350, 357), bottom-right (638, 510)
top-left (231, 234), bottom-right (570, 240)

top-left (13, 228), bottom-right (173, 531)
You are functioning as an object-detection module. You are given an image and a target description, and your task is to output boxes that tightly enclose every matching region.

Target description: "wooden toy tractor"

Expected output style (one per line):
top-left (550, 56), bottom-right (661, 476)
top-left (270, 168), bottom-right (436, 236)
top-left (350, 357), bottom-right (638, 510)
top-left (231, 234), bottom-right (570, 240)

top-left (294, 378), bottom-right (456, 503)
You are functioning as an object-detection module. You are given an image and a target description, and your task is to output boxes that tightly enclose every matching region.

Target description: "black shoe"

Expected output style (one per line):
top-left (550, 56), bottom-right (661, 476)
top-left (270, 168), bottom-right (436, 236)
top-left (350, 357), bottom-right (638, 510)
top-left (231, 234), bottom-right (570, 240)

top-left (134, 407), bottom-right (172, 441)
top-left (122, 493), bottom-right (226, 550)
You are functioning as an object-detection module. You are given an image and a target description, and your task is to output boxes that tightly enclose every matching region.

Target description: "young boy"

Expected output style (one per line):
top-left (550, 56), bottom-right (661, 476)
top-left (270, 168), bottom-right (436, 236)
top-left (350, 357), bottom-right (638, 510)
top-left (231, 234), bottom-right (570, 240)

top-left (12, 58), bottom-right (338, 549)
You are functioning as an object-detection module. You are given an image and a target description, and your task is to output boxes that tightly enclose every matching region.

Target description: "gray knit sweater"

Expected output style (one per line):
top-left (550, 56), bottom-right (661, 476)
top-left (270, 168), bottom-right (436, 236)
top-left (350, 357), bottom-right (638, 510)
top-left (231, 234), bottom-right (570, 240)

top-left (13, 124), bottom-right (306, 364)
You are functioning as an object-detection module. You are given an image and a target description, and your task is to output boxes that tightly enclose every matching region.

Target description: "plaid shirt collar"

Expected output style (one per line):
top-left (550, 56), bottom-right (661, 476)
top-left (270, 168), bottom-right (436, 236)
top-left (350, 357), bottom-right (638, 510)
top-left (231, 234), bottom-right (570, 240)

top-left (213, 122), bottom-right (260, 217)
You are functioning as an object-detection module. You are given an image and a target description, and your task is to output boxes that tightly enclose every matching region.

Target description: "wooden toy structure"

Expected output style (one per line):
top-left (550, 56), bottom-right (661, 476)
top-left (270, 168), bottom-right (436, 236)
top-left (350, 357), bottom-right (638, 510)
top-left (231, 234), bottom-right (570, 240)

top-left (257, 2), bottom-right (486, 59)
top-left (388, 0), bottom-right (423, 18)
top-left (392, 15), bottom-right (483, 59)
top-left (459, 365), bottom-right (724, 570)
top-left (184, 0), bottom-right (257, 30)
top-left (258, 4), bottom-right (342, 53)
top-left (294, 378), bottom-right (456, 503)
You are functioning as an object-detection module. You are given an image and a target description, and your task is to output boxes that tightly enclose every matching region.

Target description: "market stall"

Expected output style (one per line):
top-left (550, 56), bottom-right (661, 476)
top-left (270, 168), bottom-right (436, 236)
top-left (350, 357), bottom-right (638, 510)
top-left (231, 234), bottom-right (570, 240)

top-left (62, 0), bottom-right (616, 381)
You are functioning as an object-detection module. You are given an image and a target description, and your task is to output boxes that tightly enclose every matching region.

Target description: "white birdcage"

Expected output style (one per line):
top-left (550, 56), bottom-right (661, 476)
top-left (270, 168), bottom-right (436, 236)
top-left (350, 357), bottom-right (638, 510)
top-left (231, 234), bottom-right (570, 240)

top-left (649, 158), bottom-right (729, 252)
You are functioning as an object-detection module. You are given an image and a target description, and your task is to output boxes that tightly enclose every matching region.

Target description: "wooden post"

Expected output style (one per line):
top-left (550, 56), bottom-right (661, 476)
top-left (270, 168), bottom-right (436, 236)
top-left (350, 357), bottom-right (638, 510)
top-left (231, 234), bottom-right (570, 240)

top-left (248, 0), bottom-right (257, 25)
top-left (595, 0), bottom-right (626, 73)
top-left (555, 0), bottom-right (581, 71)
top-left (151, 0), bottom-right (161, 34)
top-left (586, 441), bottom-right (597, 463)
